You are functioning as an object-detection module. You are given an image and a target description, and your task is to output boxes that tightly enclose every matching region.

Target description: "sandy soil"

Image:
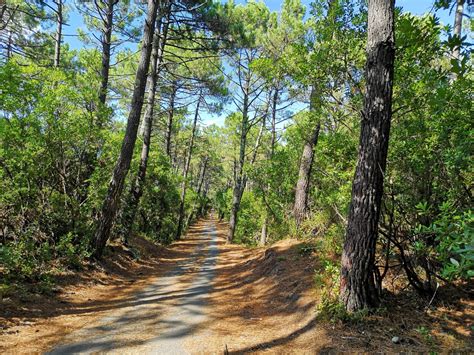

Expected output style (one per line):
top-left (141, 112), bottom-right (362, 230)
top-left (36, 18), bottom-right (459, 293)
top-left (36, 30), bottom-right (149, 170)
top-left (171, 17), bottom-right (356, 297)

top-left (205, 220), bottom-right (473, 353)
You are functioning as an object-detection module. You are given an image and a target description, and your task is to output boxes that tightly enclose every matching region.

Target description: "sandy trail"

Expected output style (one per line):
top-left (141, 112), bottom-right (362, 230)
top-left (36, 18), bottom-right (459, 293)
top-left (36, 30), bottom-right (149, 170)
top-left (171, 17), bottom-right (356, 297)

top-left (4, 218), bottom-right (471, 353)
top-left (47, 220), bottom-right (218, 354)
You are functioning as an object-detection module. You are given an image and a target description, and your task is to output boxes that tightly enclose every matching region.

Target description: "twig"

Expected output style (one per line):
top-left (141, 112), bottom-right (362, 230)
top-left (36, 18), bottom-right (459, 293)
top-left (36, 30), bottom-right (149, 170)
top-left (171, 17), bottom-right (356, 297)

top-left (425, 282), bottom-right (439, 310)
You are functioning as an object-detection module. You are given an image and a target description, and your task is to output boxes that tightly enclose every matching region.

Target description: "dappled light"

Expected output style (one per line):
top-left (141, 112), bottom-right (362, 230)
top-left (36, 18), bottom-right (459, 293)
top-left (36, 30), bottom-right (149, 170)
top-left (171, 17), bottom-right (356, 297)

top-left (1, 0), bottom-right (472, 353)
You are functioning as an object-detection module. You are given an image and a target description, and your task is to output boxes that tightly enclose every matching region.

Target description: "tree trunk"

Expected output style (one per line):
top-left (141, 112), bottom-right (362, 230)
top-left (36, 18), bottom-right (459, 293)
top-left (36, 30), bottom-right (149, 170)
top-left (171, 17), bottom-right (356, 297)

top-left (98, 0), bottom-right (117, 105)
top-left (120, 7), bottom-right (169, 242)
top-left (200, 180), bottom-right (210, 217)
top-left (339, 0), bottom-right (395, 312)
top-left (261, 86), bottom-right (279, 246)
top-left (185, 156), bottom-right (208, 228)
top-left (270, 87), bottom-right (278, 157)
top-left (228, 89), bottom-right (249, 243)
top-left (250, 112), bottom-right (266, 165)
top-left (293, 86), bottom-right (320, 227)
top-left (452, 0), bottom-right (464, 60)
top-left (176, 91), bottom-right (201, 239)
top-left (6, 30), bottom-right (12, 59)
top-left (259, 216), bottom-right (268, 246)
top-left (166, 81), bottom-right (178, 158)
top-left (53, 0), bottom-right (63, 67)
top-left (77, 0), bottom-right (118, 203)
top-left (197, 156), bottom-right (208, 195)
top-left (92, 0), bottom-right (160, 259)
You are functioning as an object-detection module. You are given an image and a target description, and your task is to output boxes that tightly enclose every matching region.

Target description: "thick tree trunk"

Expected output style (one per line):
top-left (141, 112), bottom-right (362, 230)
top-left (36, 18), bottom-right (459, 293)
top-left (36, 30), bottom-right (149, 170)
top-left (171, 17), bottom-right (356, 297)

top-left (228, 90), bottom-right (249, 242)
top-left (176, 92), bottom-right (201, 239)
top-left (98, 0), bottom-right (117, 105)
top-left (166, 82), bottom-right (177, 158)
top-left (121, 8), bottom-right (169, 242)
top-left (92, 0), bottom-right (160, 259)
top-left (293, 87), bottom-right (320, 227)
top-left (53, 0), bottom-right (63, 67)
top-left (452, 0), bottom-right (464, 60)
top-left (339, 0), bottom-right (395, 312)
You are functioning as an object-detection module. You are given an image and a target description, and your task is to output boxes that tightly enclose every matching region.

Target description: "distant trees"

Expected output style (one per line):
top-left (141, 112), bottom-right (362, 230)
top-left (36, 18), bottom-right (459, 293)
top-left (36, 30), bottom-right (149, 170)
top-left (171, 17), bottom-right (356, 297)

top-left (435, 0), bottom-right (466, 60)
top-left (293, 86), bottom-right (320, 228)
top-left (0, 1), bottom-right (62, 63)
top-left (92, 0), bottom-right (160, 258)
top-left (226, 2), bottom-right (270, 242)
top-left (93, 0), bottom-right (230, 255)
top-left (77, 0), bottom-right (120, 104)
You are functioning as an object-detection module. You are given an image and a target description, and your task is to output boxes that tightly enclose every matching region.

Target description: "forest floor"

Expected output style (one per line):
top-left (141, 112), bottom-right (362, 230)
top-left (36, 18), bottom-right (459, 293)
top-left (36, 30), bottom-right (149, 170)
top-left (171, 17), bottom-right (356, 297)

top-left (1, 217), bottom-right (472, 353)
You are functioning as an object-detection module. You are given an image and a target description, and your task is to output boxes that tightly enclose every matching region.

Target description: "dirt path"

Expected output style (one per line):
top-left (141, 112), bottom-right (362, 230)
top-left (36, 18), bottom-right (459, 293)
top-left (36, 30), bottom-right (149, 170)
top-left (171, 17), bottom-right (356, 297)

top-left (47, 220), bottom-right (218, 354)
top-left (2, 218), bottom-right (472, 353)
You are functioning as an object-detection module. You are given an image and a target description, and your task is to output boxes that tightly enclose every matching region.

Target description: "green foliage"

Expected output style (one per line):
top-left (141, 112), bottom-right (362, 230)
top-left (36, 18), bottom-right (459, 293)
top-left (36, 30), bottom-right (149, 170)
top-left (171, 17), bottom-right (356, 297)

top-left (0, 231), bottom-right (89, 281)
top-left (0, 56), bottom-right (107, 280)
top-left (380, 10), bottom-right (474, 286)
top-left (415, 205), bottom-right (473, 280)
top-left (298, 242), bottom-right (317, 256)
top-left (415, 326), bottom-right (436, 347)
top-left (315, 256), bottom-right (369, 323)
top-left (134, 151), bottom-right (181, 245)
top-left (234, 191), bottom-right (264, 245)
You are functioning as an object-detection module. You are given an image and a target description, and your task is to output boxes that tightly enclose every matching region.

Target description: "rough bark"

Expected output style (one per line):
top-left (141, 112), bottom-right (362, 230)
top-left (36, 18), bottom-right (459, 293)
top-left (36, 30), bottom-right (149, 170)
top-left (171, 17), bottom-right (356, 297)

top-left (339, 0), bottom-right (395, 312)
top-left (98, 0), bottom-right (118, 105)
top-left (121, 6), bottom-right (169, 242)
top-left (92, 0), bottom-right (160, 258)
top-left (293, 87), bottom-right (320, 227)
top-left (53, 0), bottom-right (63, 67)
top-left (452, 0), bottom-right (464, 60)
top-left (176, 91), bottom-right (201, 239)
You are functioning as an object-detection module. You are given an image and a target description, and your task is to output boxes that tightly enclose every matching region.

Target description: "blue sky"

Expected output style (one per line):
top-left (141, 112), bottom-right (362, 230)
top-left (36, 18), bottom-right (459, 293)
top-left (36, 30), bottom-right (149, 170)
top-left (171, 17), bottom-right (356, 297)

top-left (65, 0), bottom-right (455, 49)
top-left (259, 0), bottom-right (451, 18)
top-left (62, 1), bottom-right (457, 126)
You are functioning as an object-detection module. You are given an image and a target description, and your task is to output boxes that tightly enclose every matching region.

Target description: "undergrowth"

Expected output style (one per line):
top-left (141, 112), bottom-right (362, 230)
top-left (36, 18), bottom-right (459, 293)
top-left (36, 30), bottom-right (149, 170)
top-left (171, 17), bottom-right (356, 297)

top-left (0, 232), bottom-right (91, 296)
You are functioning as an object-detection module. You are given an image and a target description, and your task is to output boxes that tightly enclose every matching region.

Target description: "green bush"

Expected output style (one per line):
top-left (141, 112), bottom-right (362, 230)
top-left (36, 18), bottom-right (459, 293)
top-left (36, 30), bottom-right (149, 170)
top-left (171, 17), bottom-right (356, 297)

top-left (415, 204), bottom-right (473, 280)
